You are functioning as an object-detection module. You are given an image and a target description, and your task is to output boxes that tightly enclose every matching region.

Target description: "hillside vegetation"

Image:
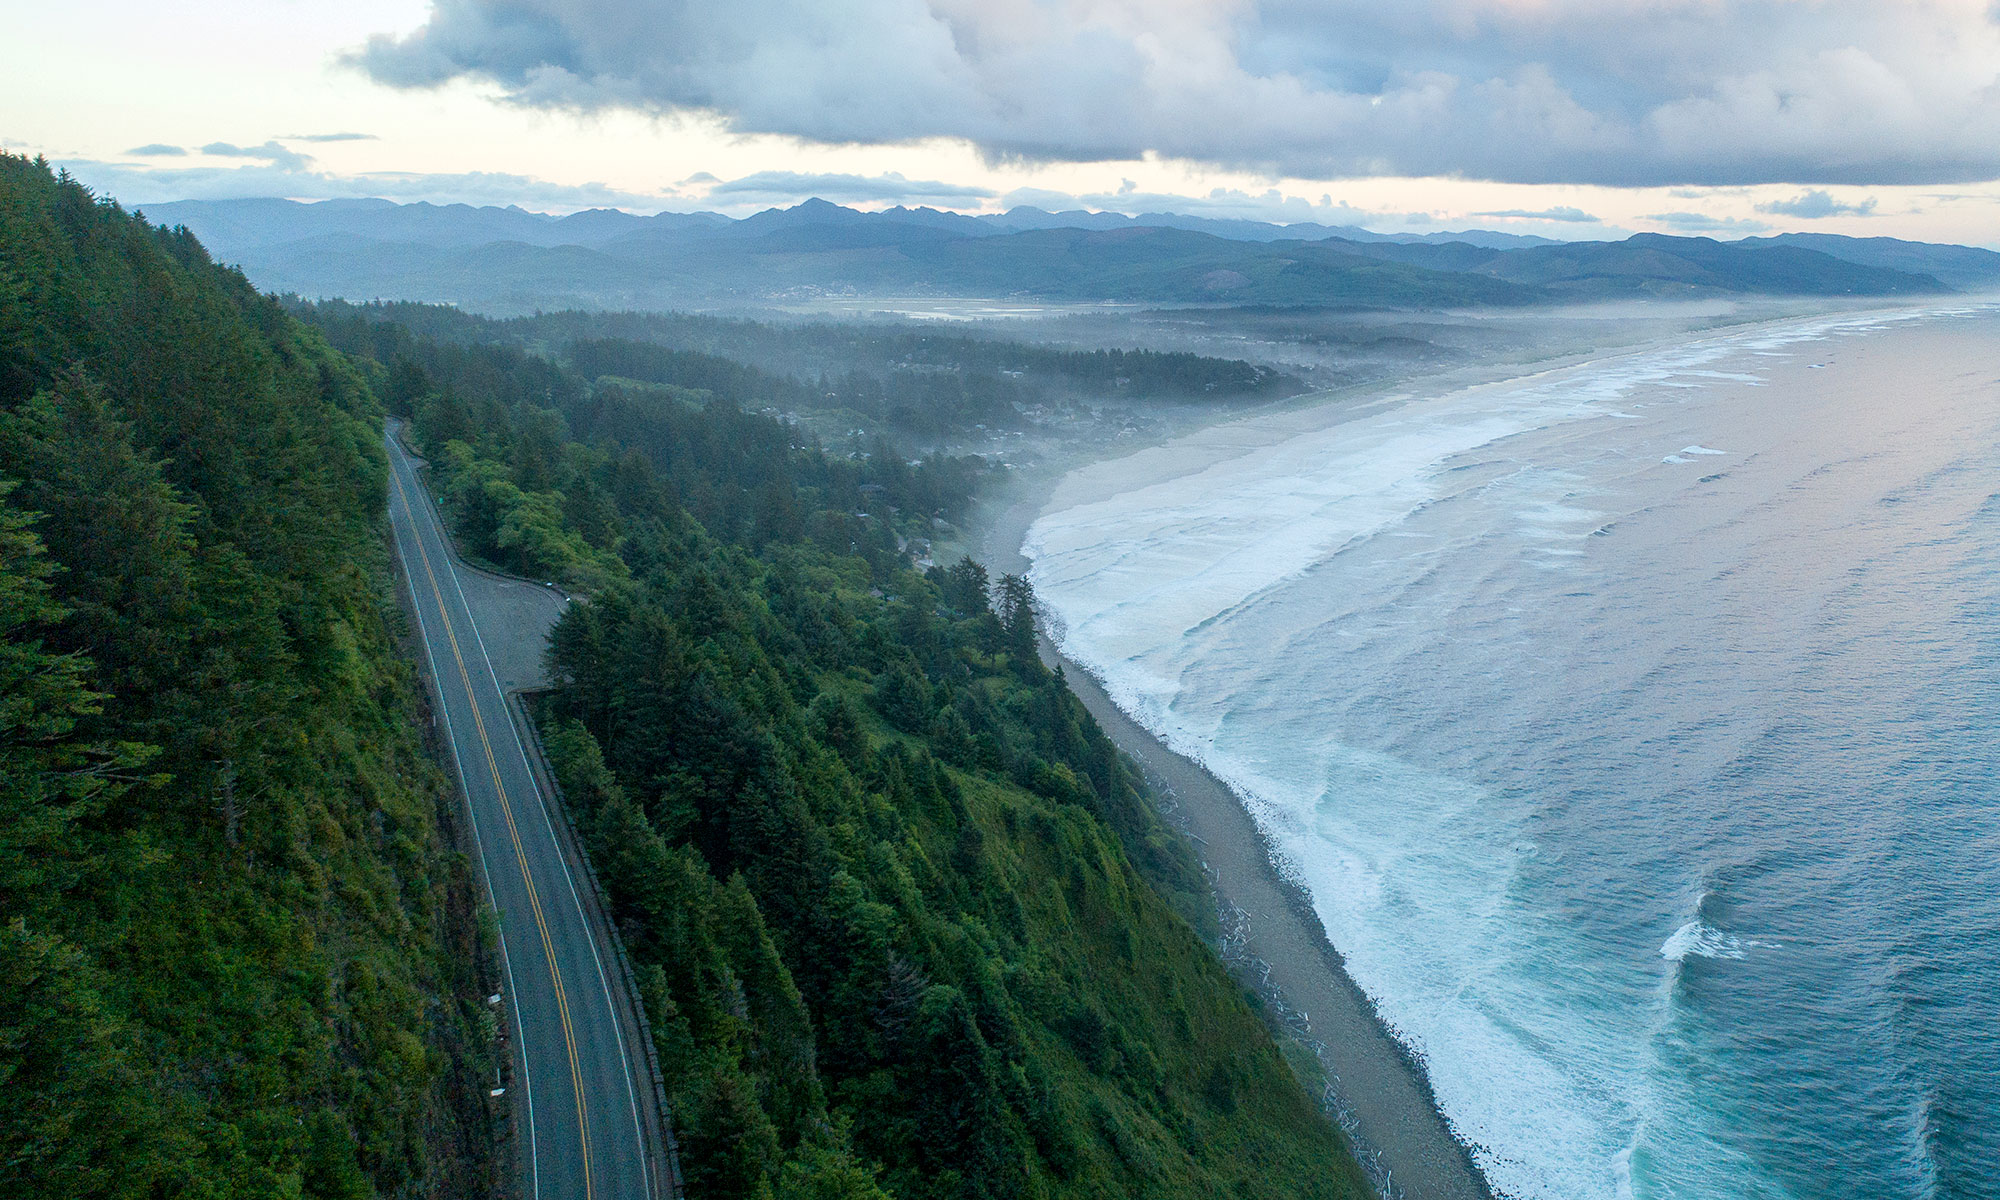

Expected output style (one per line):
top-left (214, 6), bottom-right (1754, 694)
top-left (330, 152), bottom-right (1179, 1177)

top-left (309, 301), bottom-right (1375, 1200)
top-left (0, 156), bottom-right (498, 1197)
top-left (0, 152), bottom-right (1373, 1198)
top-left (299, 298), bottom-right (1301, 448)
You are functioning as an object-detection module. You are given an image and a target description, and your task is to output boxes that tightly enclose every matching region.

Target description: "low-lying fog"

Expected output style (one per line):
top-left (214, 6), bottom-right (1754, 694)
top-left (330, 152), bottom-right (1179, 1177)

top-left (762, 297), bottom-right (1893, 485)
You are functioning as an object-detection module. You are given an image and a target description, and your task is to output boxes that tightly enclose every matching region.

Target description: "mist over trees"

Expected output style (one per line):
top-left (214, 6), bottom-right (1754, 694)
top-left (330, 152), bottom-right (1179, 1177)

top-left (0, 150), bottom-right (1372, 1199)
top-left (311, 297), bottom-right (1372, 1199)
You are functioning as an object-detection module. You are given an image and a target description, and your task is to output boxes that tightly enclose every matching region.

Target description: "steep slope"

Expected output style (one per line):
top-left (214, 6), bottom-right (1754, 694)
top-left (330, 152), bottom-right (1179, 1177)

top-left (0, 155), bottom-right (499, 1197)
top-left (309, 303), bottom-right (1379, 1200)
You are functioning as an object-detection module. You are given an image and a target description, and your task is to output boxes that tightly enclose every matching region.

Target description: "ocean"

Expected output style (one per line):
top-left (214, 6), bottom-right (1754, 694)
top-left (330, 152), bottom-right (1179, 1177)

top-left (1024, 304), bottom-right (2000, 1199)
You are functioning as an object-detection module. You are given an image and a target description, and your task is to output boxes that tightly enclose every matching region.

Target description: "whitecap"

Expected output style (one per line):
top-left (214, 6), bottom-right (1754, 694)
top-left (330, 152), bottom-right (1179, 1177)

top-left (1022, 301), bottom-right (1978, 1200)
top-left (1681, 446), bottom-right (1728, 456)
top-left (1660, 921), bottom-right (1745, 961)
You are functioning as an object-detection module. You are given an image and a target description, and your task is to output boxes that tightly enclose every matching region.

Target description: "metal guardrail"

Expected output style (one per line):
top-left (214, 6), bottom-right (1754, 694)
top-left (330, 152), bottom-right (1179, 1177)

top-left (507, 693), bottom-right (687, 1200)
top-left (391, 422), bottom-right (685, 1199)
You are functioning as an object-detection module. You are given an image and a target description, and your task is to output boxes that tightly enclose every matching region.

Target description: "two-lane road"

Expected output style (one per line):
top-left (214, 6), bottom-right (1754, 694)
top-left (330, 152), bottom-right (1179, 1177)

top-left (385, 428), bottom-right (654, 1199)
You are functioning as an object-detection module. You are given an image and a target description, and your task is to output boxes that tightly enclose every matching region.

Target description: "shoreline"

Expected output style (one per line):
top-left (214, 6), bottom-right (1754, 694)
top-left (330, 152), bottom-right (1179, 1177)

top-left (977, 484), bottom-right (1493, 1200)
top-left (962, 299), bottom-right (1963, 1200)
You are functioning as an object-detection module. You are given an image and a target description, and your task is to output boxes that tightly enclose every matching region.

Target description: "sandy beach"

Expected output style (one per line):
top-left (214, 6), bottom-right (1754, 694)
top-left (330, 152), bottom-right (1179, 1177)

top-left (976, 468), bottom-right (1494, 1200)
top-left (965, 301), bottom-right (1944, 1200)
top-left (964, 331), bottom-right (1705, 1200)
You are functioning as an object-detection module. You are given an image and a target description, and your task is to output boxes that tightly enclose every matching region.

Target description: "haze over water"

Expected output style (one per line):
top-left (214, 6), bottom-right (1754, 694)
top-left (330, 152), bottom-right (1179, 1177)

top-left (1026, 305), bottom-right (2000, 1199)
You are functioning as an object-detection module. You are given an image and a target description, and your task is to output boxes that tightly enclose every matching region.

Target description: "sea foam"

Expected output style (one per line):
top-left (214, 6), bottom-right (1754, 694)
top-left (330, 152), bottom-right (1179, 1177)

top-left (1025, 302), bottom-right (2000, 1200)
top-left (1659, 921), bottom-right (1747, 962)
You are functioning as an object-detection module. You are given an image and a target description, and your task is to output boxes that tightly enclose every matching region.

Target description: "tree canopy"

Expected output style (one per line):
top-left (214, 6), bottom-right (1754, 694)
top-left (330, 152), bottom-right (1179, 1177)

top-left (0, 154), bottom-right (498, 1198)
top-left (316, 294), bottom-right (1372, 1200)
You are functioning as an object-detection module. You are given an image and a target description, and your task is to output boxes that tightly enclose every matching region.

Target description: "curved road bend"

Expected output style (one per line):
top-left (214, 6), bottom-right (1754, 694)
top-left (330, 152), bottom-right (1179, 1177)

top-left (385, 428), bottom-right (654, 1199)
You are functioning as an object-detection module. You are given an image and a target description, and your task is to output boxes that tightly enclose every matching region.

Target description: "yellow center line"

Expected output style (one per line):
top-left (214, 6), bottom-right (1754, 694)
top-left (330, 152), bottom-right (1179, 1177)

top-left (391, 460), bottom-right (595, 1199)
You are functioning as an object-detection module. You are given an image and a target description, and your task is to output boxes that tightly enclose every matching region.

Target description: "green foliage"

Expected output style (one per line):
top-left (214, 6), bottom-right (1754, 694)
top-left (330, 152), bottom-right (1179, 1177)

top-left (431, 438), bottom-right (627, 589)
top-left (0, 480), bottom-right (143, 908)
top-left (303, 306), bottom-right (990, 576)
top-left (0, 155), bottom-right (497, 1198)
top-left (296, 299), bottom-right (1302, 447)
top-left (773, 1144), bottom-right (896, 1200)
top-left (315, 297), bottom-right (1374, 1200)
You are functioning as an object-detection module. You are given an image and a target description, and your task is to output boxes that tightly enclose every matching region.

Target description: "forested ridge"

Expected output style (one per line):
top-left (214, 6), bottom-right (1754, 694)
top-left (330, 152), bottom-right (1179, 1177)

top-left (0, 156), bottom-right (499, 1196)
top-left (306, 295), bottom-right (1374, 1198)
top-left (0, 147), bottom-right (1369, 1199)
top-left (296, 299), bottom-right (1300, 443)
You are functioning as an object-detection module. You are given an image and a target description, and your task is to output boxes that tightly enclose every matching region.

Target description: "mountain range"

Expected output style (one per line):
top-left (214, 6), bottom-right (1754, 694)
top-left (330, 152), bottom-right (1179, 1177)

top-left (138, 196), bottom-right (2000, 316)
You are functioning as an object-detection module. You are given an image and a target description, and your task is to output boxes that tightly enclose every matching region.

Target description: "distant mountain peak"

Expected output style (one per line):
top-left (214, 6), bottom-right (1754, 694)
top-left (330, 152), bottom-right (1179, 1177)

top-left (134, 193), bottom-right (1992, 312)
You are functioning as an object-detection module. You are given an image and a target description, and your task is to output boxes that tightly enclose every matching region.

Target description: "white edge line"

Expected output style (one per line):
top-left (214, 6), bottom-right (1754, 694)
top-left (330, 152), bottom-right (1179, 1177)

top-left (409, 438), bottom-right (653, 1198)
top-left (388, 440), bottom-right (541, 1200)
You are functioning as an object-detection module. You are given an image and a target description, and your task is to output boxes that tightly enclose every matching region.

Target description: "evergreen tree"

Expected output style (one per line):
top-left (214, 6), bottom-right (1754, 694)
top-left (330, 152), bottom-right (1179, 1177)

top-left (287, 234), bottom-right (1373, 1200)
top-left (0, 153), bottom-right (500, 1199)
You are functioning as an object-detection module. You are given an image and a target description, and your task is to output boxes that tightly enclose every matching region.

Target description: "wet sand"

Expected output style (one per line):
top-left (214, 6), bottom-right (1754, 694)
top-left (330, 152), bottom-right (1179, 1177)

top-left (964, 301), bottom-right (1930, 1199)
top-left (977, 483), bottom-right (1494, 1200)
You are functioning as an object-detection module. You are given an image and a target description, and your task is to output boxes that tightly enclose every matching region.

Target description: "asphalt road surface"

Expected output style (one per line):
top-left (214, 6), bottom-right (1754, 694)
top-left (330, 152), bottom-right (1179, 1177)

top-left (386, 428), bottom-right (655, 1199)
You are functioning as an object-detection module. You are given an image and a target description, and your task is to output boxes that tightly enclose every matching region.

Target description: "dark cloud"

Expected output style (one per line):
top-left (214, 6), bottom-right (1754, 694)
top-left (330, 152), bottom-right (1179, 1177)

top-left (281, 132), bottom-right (379, 143)
top-left (1756, 189), bottom-right (1877, 218)
top-left (1474, 207), bottom-right (1599, 223)
top-left (704, 170), bottom-right (993, 205)
top-left (349, 1), bottom-right (2000, 186)
top-left (201, 141), bottom-right (315, 171)
top-left (126, 144), bottom-right (186, 157)
top-left (1644, 211), bottom-right (1772, 233)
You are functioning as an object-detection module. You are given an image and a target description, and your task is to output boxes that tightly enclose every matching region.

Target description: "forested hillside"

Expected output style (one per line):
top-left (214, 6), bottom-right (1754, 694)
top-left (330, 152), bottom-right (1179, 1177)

top-left (296, 299), bottom-right (1300, 446)
top-left (0, 156), bottom-right (498, 1196)
top-left (309, 300), bottom-right (1374, 1200)
top-left (0, 150), bottom-right (1371, 1199)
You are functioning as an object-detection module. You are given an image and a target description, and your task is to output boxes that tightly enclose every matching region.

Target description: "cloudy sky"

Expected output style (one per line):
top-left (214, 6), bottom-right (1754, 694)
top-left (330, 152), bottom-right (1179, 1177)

top-left (9, 0), bottom-right (2000, 243)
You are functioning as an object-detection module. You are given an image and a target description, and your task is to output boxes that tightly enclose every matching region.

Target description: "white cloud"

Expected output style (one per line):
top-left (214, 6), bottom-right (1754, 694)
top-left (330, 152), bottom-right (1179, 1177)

top-left (53, 157), bottom-right (689, 213)
top-left (1756, 189), bottom-right (1877, 218)
top-left (703, 170), bottom-right (994, 206)
top-left (1643, 210), bottom-right (1772, 233)
top-left (201, 140), bottom-right (316, 171)
top-left (998, 184), bottom-right (1387, 227)
top-left (349, 0), bottom-right (2000, 186)
top-left (1474, 206), bottom-right (1600, 223)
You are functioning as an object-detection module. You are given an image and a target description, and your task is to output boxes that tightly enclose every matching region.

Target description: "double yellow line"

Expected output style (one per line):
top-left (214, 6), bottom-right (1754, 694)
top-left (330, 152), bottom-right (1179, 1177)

top-left (391, 462), bottom-right (594, 1198)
